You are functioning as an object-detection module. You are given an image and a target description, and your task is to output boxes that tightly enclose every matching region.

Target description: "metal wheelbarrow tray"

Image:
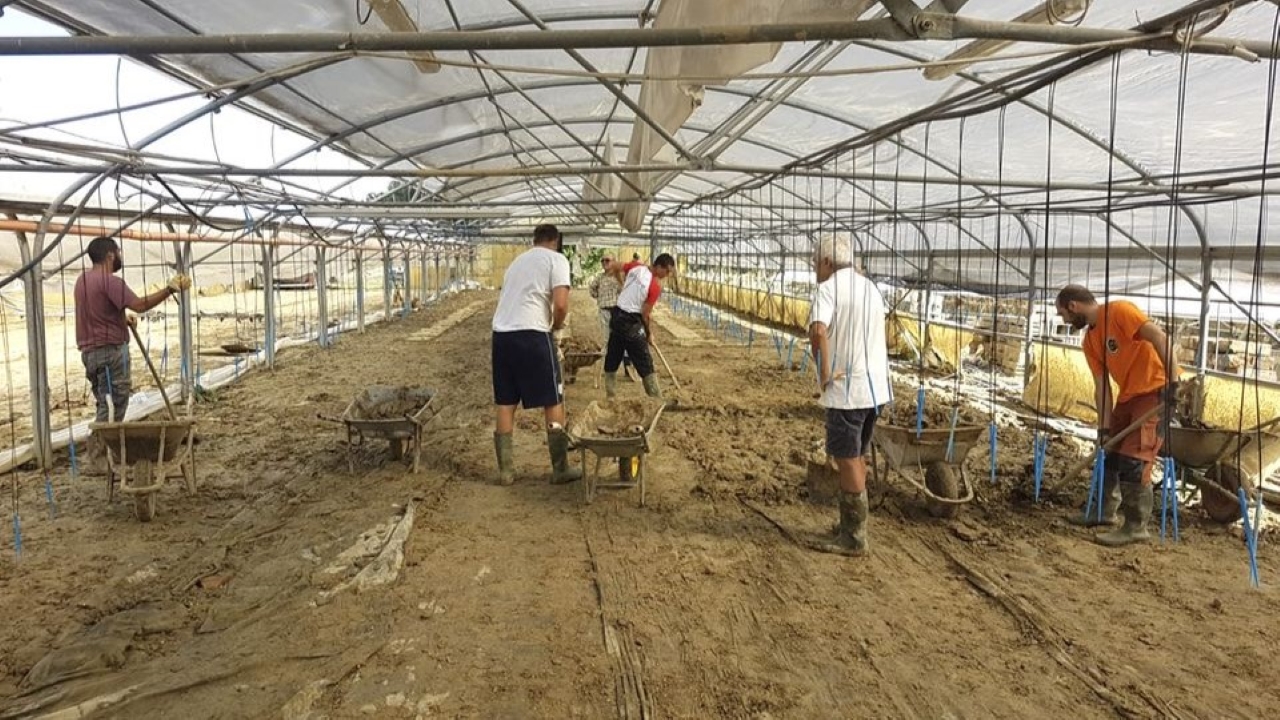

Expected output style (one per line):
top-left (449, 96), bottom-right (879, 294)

top-left (562, 351), bottom-right (603, 384)
top-left (872, 422), bottom-right (987, 519)
top-left (339, 386), bottom-right (440, 473)
top-left (567, 397), bottom-right (667, 506)
top-left (1165, 425), bottom-right (1268, 522)
top-left (89, 418), bottom-right (198, 522)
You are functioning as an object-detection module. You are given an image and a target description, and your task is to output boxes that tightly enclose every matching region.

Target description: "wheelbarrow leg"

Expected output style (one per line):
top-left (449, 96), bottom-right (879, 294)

top-left (412, 428), bottom-right (422, 474)
top-left (638, 452), bottom-right (647, 508)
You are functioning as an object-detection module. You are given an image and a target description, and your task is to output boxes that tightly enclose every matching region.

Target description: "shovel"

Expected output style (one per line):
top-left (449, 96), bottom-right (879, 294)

top-left (650, 341), bottom-right (686, 408)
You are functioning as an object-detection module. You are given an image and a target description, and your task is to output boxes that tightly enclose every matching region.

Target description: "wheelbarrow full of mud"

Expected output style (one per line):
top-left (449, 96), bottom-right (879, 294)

top-left (327, 386), bottom-right (440, 474)
top-left (90, 418), bottom-right (197, 522)
top-left (854, 423), bottom-right (986, 519)
top-left (567, 397), bottom-right (666, 506)
top-left (560, 337), bottom-right (603, 385)
top-left (1164, 423), bottom-right (1280, 522)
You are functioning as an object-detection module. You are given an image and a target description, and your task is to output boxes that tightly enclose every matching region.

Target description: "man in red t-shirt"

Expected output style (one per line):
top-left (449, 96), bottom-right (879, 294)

top-left (1056, 284), bottom-right (1179, 547)
top-left (75, 236), bottom-right (189, 425)
top-left (604, 254), bottom-right (675, 398)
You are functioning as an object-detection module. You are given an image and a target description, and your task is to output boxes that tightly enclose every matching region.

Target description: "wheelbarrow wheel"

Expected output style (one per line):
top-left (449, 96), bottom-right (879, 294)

top-left (924, 462), bottom-right (960, 519)
top-left (134, 492), bottom-right (157, 522)
top-left (618, 456), bottom-right (640, 484)
top-left (1202, 465), bottom-right (1253, 523)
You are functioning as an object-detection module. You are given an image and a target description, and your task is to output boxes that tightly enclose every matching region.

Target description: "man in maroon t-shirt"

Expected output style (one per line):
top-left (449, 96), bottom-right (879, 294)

top-left (75, 236), bottom-right (189, 424)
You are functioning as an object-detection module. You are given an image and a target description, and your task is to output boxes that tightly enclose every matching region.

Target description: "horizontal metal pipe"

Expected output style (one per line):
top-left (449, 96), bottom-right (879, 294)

top-left (0, 218), bottom-right (374, 249)
top-left (0, 16), bottom-right (1272, 58)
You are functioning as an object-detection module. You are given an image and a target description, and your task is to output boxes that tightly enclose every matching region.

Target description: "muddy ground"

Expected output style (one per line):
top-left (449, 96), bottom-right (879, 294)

top-left (1, 290), bottom-right (1277, 719)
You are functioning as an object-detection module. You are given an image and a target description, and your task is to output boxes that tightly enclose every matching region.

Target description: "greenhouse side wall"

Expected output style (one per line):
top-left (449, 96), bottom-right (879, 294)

top-left (673, 278), bottom-right (1280, 432)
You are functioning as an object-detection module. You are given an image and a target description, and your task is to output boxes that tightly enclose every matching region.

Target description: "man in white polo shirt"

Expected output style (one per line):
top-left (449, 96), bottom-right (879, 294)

top-left (603, 253), bottom-right (676, 398)
top-left (491, 224), bottom-right (582, 486)
top-left (808, 234), bottom-right (891, 556)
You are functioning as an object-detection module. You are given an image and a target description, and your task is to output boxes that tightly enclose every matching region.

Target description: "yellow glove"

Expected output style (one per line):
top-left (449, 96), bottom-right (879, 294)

top-left (167, 274), bottom-right (192, 293)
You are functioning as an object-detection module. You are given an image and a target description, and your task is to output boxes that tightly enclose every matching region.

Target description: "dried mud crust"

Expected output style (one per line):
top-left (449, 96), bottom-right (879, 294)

top-left (569, 398), bottom-right (662, 439)
top-left (348, 386), bottom-right (435, 420)
top-left (560, 336), bottom-right (602, 355)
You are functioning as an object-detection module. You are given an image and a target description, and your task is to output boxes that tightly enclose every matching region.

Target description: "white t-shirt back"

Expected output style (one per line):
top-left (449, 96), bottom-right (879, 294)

top-left (492, 247), bottom-right (571, 333)
top-left (808, 268), bottom-right (893, 410)
top-left (617, 265), bottom-right (655, 313)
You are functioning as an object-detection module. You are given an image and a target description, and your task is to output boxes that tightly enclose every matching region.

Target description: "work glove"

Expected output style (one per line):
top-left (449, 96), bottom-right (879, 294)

top-left (167, 274), bottom-right (192, 293)
top-left (1161, 380), bottom-right (1181, 407)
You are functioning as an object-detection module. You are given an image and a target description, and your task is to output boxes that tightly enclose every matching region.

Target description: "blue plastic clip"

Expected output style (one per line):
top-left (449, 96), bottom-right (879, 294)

top-left (44, 472), bottom-right (57, 520)
top-left (915, 387), bottom-right (926, 438)
top-left (945, 407), bottom-right (959, 462)
top-left (12, 512), bottom-right (21, 558)
top-left (1238, 488), bottom-right (1260, 587)
top-left (1160, 456), bottom-right (1180, 542)
top-left (68, 441), bottom-right (79, 479)
top-left (988, 422), bottom-right (998, 485)
top-left (1085, 448), bottom-right (1106, 521)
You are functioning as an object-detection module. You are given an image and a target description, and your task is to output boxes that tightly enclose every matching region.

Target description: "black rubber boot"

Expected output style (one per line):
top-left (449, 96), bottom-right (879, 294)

top-left (547, 429), bottom-right (583, 484)
top-left (604, 372), bottom-right (618, 399)
top-left (1096, 482), bottom-right (1153, 547)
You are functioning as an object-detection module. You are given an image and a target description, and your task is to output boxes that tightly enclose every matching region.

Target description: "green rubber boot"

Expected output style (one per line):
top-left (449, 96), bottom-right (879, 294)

top-left (820, 490), bottom-right (868, 556)
top-left (547, 429), bottom-right (583, 484)
top-left (494, 432), bottom-right (515, 486)
top-left (1067, 476), bottom-right (1120, 527)
top-left (641, 374), bottom-right (662, 399)
top-left (1096, 482), bottom-right (1153, 547)
top-left (604, 372), bottom-right (618, 399)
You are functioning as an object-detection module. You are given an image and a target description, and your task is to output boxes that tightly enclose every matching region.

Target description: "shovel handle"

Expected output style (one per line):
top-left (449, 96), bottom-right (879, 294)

top-left (1062, 403), bottom-right (1164, 482)
top-left (651, 342), bottom-right (681, 392)
top-left (130, 323), bottom-right (178, 421)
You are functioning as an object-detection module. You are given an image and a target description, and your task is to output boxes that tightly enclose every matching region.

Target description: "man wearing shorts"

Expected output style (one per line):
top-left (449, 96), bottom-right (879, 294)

top-left (1057, 285), bottom-right (1179, 546)
top-left (808, 235), bottom-right (891, 555)
top-left (491, 224), bottom-right (582, 486)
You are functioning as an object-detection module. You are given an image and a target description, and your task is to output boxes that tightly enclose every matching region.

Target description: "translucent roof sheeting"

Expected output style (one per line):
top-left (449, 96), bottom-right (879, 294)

top-left (11, 0), bottom-right (1280, 297)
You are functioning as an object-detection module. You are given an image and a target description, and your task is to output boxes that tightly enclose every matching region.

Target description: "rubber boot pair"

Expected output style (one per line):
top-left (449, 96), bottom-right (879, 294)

top-left (1066, 475), bottom-right (1120, 527)
top-left (822, 490), bottom-right (869, 556)
top-left (494, 430), bottom-right (583, 485)
top-left (1096, 482), bottom-right (1153, 547)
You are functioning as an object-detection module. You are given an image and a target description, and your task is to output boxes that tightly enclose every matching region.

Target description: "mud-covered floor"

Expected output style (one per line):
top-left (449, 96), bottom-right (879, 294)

top-left (1, 289), bottom-right (1276, 719)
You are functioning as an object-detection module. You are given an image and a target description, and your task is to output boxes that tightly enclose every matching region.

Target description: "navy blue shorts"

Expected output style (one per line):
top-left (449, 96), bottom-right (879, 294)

top-left (492, 330), bottom-right (564, 409)
top-left (826, 407), bottom-right (881, 459)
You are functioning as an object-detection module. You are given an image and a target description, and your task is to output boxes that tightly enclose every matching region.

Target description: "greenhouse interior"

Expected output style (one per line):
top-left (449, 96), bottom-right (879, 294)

top-left (1, 0), bottom-right (1279, 717)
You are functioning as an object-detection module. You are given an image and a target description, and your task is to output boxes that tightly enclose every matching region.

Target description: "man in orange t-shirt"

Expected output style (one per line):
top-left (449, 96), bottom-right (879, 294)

top-left (1056, 285), bottom-right (1179, 547)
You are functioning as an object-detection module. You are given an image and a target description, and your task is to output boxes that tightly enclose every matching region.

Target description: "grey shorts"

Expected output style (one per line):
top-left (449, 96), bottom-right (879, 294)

top-left (826, 407), bottom-right (881, 459)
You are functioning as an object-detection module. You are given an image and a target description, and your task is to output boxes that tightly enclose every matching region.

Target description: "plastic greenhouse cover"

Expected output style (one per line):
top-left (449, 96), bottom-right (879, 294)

top-left (19, 0), bottom-right (1280, 243)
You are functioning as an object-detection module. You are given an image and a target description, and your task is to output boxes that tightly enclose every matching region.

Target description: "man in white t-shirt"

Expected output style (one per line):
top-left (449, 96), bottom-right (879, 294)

top-left (808, 234), bottom-right (892, 556)
top-left (603, 253), bottom-right (676, 398)
top-left (491, 224), bottom-right (582, 486)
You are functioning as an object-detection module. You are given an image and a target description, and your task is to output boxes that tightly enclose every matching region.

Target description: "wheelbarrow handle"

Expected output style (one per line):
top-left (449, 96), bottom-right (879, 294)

top-left (316, 413), bottom-right (345, 424)
top-left (1062, 403), bottom-right (1165, 482)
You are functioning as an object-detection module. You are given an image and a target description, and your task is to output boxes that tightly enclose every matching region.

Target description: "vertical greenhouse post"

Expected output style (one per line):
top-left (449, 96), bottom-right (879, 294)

top-left (174, 240), bottom-right (195, 401)
top-left (355, 248), bottom-right (365, 333)
top-left (381, 244), bottom-right (392, 321)
top-left (262, 244), bottom-right (277, 368)
top-left (316, 246), bottom-right (330, 348)
top-left (401, 250), bottom-right (412, 317)
top-left (13, 222), bottom-right (52, 469)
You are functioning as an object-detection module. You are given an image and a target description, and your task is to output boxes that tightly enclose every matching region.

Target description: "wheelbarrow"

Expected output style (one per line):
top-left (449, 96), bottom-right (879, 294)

top-left (1165, 423), bottom-right (1280, 523)
top-left (89, 418), bottom-right (197, 522)
top-left (324, 386), bottom-right (440, 473)
top-left (567, 397), bottom-right (666, 506)
top-left (872, 423), bottom-right (987, 519)
top-left (562, 351), bottom-right (603, 385)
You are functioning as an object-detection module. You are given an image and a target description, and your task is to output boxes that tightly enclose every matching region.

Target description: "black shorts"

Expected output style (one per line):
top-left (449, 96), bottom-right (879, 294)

top-left (492, 330), bottom-right (563, 409)
top-left (826, 407), bottom-right (881, 459)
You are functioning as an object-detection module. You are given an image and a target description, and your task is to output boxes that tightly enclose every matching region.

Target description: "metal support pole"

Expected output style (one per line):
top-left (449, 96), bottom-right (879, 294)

top-left (262, 244), bottom-right (277, 368)
top-left (1194, 252), bottom-right (1213, 422)
top-left (381, 245), bottom-right (393, 320)
top-left (419, 252), bottom-right (430, 305)
top-left (12, 222), bottom-right (51, 469)
top-left (174, 240), bottom-right (195, 401)
top-left (316, 247), bottom-right (331, 348)
top-left (355, 249), bottom-right (366, 333)
top-left (1022, 244), bottom-right (1039, 385)
top-left (434, 253), bottom-right (442, 296)
top-left (922, 251), bottom-right (935, 362)
top-left (401, 250), bottom-right (412, 317)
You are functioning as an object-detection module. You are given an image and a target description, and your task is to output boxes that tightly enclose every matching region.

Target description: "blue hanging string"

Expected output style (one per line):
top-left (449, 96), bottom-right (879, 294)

top-left (1238, 488), bottom-right (1260, 587)
top-left (12, 512), bottom-right (21, 558)
top-left (1161, 456), bottom-right (1181, 542)
top-left (988, 422), bottom-right (999, 485)
top-left (786, 338), bottom-right (797, 370)
top-left (43, 472), bottom-right (56, 520)
top-left (747, 328), bottom-right (755, 348)
top-left (772, 332), bottom-right (783, 362)
top-left (1085, 448), bottom-right (1106, 521)
top-left (1032, 432), bottom-right (1048, 503)
top-left (915, 387), bottom-right (926, 438)
top-left (945, 407), bottom-right (959, 462)
top-left (799, 345), bottom-right (810, 373)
